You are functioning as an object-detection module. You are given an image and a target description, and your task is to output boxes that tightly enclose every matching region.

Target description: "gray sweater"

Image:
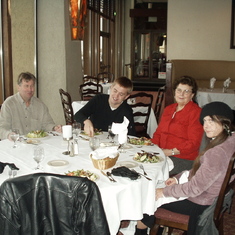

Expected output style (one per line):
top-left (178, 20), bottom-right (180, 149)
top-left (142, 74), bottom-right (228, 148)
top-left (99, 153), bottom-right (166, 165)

top-left (163, 133), bottom-right (235, 206)
top-left (0, 93), bottom-right (55, 139)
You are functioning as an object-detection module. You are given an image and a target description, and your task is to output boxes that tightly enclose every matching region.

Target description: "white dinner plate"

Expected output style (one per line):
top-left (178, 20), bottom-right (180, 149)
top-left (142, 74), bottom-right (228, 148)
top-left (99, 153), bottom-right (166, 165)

top-left (47, 160), bottom-right (69, 167)
top-left (116, 161), bottom-right (138, 168)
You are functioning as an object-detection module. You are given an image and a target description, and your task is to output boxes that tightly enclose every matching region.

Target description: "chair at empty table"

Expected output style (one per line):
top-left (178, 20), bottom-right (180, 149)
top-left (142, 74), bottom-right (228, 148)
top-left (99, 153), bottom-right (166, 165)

top-left (79, 82), bottom-right (103, 101)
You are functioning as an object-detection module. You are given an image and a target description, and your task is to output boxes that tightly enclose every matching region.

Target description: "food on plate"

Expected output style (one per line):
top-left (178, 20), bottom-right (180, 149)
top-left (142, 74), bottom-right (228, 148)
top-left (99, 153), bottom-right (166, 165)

top-left (81, 128), bottom-right (103, 136)
top-left (65, 169), bottom-right (98, 181)
top-left (26, 130), bottom-right (48, 138)
top-left (128, 137), bottom-right (152, 146)
top-left (133, 151), bottom-right (161, 163)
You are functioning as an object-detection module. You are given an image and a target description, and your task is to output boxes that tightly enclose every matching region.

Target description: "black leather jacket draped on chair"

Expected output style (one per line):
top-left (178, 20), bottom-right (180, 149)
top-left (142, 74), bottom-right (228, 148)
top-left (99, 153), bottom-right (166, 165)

top-left (0, 173), bottom-right (110, 235)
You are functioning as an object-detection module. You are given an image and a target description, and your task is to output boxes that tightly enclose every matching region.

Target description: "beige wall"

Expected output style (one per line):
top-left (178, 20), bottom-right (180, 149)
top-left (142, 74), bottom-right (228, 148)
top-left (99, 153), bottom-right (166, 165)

top-left (167, 0), bottom-right (235, 61)
top-left (11, 0), bottom-right (35, 92)
top-left (37, 0), bottom-right (82, 125)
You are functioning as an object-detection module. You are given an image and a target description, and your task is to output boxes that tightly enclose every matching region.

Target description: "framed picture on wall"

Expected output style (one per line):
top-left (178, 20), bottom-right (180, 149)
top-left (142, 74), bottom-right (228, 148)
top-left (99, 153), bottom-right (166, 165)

top-left (231, 0), bottom-right (235, 48)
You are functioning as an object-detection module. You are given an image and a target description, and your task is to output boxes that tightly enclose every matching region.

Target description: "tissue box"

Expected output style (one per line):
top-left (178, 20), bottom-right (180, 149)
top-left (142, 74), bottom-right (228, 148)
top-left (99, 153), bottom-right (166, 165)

top-left (90, 153), bottom-right (119, 170)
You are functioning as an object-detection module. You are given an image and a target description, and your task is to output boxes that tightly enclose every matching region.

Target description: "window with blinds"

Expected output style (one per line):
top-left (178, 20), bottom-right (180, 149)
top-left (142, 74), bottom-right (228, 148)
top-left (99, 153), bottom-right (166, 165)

top-left (87, 0), bottom-right (115, 21)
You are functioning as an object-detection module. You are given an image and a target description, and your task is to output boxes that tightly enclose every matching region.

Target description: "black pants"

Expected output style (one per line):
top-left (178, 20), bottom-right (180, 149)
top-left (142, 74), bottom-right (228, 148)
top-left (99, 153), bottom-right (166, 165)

top-left (169, 156), bottom-right (193, 176)
top-left (142, 200), bottom-right (208, 235)
top-left (160, 199), bottom-right (209, 235)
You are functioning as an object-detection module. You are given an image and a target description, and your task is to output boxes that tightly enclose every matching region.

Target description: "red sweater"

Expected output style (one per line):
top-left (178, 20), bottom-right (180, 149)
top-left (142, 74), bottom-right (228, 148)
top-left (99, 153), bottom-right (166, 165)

top-left (151, 101), bottom-right (203, 160)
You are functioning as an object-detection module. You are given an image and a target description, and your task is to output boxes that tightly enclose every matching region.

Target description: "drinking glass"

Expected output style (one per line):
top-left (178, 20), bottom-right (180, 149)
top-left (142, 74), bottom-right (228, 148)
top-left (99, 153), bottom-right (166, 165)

top-left (33, 146), bottom-right (45, 170)
top-left (72, 122), bottom-right (81, 139)
top-left (108, 125), bottom-right (115, 143)
top-left (10, 129), bottom-right (20, 148)
top-left (89, 137), bottom-right (100, 151)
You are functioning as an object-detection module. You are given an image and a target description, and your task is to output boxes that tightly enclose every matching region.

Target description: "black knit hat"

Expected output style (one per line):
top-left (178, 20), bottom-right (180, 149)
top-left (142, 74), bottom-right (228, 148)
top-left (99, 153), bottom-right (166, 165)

top-left (200, 102), bottom-right (234, 124)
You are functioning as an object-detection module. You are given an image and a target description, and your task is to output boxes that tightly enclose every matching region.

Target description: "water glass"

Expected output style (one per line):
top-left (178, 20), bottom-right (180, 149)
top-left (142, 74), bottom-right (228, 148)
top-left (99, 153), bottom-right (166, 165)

top-left (33, 146), bottom-right (45, 170)
top-left (72, 122), bottom-right (81, 138)
top-left (10, 129), bottom-right (20, 148)
top-left (89, 137), bottom-right (100, 151)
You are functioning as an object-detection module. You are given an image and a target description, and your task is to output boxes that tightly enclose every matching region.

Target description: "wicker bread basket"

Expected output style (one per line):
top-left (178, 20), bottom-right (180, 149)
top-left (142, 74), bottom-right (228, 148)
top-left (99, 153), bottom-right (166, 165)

top-left (90, 153), bottom-right (119, 170)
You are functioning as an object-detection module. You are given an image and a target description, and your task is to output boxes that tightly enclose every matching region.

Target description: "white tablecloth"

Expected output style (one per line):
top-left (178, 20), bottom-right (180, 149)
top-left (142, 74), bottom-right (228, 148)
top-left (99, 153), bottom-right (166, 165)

top-left (0, 133), bottom-right (168, 235)
top-left (72, 101), bottom-right (158, 138)
top-left (197, 88), bottom-right (235, 109)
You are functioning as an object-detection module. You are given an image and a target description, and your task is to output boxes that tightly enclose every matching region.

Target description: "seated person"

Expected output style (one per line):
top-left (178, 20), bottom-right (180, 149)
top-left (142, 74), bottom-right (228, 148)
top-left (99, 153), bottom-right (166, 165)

top-left (152, 76), bottom-right (204, 175)
top-left (0, 72), bottom-right (61, 140)
top-left (75, 76), bottom-right (136, 137)
top-left (135, 101), bottom-right (235, 235)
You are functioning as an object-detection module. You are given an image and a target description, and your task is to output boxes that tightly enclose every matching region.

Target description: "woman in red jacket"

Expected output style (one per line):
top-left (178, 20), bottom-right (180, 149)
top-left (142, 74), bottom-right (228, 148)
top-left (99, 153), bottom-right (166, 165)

top-left (152, 76), bottom-right (204, 175)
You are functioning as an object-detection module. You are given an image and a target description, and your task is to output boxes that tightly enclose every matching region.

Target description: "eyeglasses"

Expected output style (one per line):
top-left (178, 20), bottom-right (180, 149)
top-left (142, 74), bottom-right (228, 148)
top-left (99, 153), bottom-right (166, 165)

top-left (175, 88), bottom-right (192, 95)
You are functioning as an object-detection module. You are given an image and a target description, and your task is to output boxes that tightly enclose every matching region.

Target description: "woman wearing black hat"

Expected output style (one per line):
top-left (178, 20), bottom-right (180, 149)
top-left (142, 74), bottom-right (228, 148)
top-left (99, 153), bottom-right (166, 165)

top-left (135, 101), bottom-right (235, 235)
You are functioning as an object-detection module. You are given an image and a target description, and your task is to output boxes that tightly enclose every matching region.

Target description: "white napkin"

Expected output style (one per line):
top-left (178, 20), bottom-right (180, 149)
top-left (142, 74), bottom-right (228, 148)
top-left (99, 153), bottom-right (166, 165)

top-left (209, 77), bottom-right (216, 89)
top-left (223, 77), bottom-right (231, 88)
top-left (89, 146), bottom-right (118, 159)
top-left (111, 117), bottom-right (129, 144)
top-left (155, 170), bottom-right (189, 210)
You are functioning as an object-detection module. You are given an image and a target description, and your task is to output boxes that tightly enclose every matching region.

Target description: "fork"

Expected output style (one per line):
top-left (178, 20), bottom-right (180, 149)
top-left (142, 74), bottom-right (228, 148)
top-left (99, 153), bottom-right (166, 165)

top-left (139, 164), bottom-right (147, 176)
top-left (100, 170), bottom-right (115, 182)
top-left (107, 172), bottom-right (117, 182)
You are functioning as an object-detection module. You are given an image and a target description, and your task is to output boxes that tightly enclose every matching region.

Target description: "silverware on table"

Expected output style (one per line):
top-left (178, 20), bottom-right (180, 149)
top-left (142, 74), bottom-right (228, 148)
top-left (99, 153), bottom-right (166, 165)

top-left (132, 169), bottom-right (152, 181)
top-left (101, 170), bottom-right (116, 182)
top-left (139, 164), bottom-right (147, 176)
top-left (107, 172), bottom-right (116, 182)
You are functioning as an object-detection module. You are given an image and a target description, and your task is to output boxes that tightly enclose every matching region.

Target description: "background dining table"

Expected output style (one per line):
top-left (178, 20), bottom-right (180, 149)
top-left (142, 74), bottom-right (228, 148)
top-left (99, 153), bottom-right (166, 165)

top-left (0, 132), bottom-right (169, 235)
top-left (196, 88), bottom-right (235, 109)
top-left (72, 101), bottom-right (158, 138)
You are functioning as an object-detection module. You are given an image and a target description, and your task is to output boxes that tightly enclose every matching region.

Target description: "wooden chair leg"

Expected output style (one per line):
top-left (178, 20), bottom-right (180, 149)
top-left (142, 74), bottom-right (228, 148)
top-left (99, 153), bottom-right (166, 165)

top-left (149, 224), bottom-right (160, 235)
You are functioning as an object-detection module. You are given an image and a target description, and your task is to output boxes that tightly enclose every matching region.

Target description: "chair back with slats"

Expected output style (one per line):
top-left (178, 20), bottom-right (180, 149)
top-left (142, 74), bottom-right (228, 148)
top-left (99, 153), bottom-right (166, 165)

top-left (154, 86), bottom-right (165, 123)
top-left (150, 152), bottom-right (235, 235)
top-left (83, 75), bottom-right (99, 84)
top-left (97, 72), bottom-right (114, 83)
top-left (79, 82), bottom-right (103, 101)
top-left (59, 88), bottom-right (74, 125)
top-left (127, 92), bottom-right (153, 138)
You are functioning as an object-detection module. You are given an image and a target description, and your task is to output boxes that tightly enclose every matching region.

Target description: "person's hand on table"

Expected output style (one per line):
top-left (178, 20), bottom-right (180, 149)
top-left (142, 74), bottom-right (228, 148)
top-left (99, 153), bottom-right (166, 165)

top-left (162, 148), bottom-right (180, 157)
top-left (155, 188), bottom-right (164, 200)
top-left (83, 119), bottom-right (94, 137)
top-left (53, 125), bottom-right (62, 133)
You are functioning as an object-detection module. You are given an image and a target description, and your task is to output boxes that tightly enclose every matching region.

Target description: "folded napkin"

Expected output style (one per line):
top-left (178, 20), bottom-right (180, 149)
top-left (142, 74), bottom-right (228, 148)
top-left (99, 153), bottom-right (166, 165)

top-left (111, 166), bottom-right (140, 180)
top-left (111, 117), bottom-right (129, 144)
top-left (89, 146), bottom-right (118, 159)
top-left (155, 170), bottom-right (189, 209)
top-left (223, 77), bottom-right (231, 88)
top-left (209, 77), bottom-right (216, 89)
top-left (0, 162), bottom-right (19, 174)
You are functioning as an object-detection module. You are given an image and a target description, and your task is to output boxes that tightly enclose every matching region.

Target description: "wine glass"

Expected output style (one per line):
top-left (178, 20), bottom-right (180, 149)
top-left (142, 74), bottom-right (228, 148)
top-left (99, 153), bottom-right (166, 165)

top-left (89, 137), bottom-right (100, 151)
top-left (10, 129), bottom-right (20, 148)
top-left (72, 122), bottom-right (81, 139)
top-left (33, 146), bottom-right (45, 170)
top-left (108, 125), bottom-right (116, 143)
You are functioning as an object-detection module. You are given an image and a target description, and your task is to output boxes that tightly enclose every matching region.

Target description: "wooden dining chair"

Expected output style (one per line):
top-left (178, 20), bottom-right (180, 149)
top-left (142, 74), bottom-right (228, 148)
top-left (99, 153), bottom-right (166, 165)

top-left (83, 75), bottom-right (99, 84)
top-left (127, 92), bottom-right (153, 138)
top-left (154, 86), bottom-right (166, 123)
top-left (97, 72), bottom-right (114, 83)
top-left (59, 88), bottom-right (74, 125)
top-left (150, 152), bottom-right (235, 235)
top-left (79, 82), bottom-right (103, 101)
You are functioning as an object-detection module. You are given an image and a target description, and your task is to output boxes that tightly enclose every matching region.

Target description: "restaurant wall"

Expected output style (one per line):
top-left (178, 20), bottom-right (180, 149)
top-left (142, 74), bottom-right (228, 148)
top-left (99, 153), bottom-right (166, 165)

top-left (11, 0), bottom-right (35, 93)
top-left (37, 0), bottom-right (82, 125)
top-left (167, 0), bottom-right (235, 61)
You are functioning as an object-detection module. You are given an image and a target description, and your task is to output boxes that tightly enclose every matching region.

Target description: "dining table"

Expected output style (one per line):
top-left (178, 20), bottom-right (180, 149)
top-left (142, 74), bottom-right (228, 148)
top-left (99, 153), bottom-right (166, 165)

top-left (0, 132), bottom-right (169, 235)
top-left (72, 101), bottom-right (158, 138)
top-left (196, 88), bottom-right (235, 109)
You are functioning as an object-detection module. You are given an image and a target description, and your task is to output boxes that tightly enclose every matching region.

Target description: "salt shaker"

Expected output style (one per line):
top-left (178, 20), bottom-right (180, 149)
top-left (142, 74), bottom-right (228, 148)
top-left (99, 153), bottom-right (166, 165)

top-left (74, 139), bottom-right (79, 155)
top-left (69, 142), bottom-right (74, 157)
